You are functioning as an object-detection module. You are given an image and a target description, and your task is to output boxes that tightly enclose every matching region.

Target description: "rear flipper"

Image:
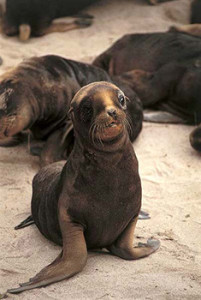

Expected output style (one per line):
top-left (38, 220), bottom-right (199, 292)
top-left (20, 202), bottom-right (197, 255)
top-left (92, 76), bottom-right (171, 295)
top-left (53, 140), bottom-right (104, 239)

top-left (143, 110), bottom-right (187, 124)
top-left (38, 18), bottom-right (93, 37)
top-left (190, 125), bottom-right (201, 152)
top-left (15, 216), bottom-right (34, 230)
top-left (169, 24), bottom-right (201, 37)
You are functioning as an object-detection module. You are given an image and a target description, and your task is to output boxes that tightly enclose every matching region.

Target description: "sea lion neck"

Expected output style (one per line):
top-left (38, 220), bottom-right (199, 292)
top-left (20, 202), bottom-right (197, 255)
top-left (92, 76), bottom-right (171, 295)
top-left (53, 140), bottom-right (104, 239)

top-left (72, 131), bottom-right (131, 167)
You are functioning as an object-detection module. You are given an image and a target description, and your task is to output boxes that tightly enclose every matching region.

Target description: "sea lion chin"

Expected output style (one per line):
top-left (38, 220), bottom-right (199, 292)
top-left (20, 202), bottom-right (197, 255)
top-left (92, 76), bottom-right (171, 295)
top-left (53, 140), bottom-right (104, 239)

top-left (7, 82), bottom-right (159, 294)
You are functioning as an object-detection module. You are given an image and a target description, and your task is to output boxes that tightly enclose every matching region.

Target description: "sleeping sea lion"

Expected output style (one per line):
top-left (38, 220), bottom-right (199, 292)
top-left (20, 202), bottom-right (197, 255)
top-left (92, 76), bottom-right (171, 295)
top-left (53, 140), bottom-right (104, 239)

top-left (93, 31), bottom-right (201, 125)
top-left (7, 82), bottom-right (160, 294)
top-left (1, 0), bottom-right (97, 41)
top-left (0, 54), bottom-right (143, 166)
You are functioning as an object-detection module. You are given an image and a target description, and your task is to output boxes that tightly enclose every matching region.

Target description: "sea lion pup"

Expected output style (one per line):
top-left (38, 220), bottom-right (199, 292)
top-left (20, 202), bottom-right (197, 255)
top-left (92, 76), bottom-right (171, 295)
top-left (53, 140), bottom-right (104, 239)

top-left (93, 31), bottom-right (201, 125)
top-left (0, 54), bottom-right (143, 166)
top-left (1, 0), bottom-right (97, 41)
top-left (7, 82), bottom-right (159, 294)
top-left (190, 125), bottom-right (201, 152)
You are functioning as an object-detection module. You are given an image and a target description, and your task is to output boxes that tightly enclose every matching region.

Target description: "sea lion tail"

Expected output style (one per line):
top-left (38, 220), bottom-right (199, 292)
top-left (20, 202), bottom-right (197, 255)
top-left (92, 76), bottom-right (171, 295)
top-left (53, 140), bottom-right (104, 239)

top-left (19, 24), bottom-right (31, 41)
top-left (15, 215), bottom-right (34, 230)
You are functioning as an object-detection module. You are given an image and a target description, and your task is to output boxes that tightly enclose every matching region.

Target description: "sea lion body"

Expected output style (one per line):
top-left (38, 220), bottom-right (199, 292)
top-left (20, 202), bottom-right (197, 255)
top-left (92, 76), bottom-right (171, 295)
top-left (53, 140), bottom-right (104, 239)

top-left (32, 143), bottom-right (140, 248)
top-left (2, 0), bottom-right (97, 40)
top-left (8, 82), bottom-right (159, 294)
top-left (0, 54), bottom-right (143, 165)
top-left (93, 32), bottom-right (201, 125)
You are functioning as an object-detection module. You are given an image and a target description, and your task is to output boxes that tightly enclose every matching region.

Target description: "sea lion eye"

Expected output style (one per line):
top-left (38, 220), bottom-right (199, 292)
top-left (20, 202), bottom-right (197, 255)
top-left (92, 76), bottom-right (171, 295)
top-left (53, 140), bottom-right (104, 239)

top-left (118, 94), bottom-right (126, 107)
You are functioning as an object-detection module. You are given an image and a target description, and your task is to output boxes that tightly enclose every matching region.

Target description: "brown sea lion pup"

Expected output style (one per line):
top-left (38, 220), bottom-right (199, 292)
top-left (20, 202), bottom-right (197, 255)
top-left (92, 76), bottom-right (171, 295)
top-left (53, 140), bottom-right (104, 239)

top-left (7, 82), bottom-right (160, 294)
top-left (1, 0), bottom-right (97, 41)
top-left (0, 54), bottom-right (143, 167)
top-left (190, 125), bottom-right (201, 152)
top-left (93, 31), bottom-right (201, 125)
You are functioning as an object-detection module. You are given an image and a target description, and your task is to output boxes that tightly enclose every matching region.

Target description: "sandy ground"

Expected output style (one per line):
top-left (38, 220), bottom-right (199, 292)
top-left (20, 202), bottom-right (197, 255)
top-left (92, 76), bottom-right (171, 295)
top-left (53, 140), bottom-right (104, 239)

top-left (0, 0), bottom-right (201, 299)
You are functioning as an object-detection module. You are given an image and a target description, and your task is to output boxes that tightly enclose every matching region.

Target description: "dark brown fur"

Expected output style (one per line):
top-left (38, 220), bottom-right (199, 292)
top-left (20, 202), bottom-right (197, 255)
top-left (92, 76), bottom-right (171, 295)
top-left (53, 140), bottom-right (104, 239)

top-left (191, 0), bottom-right (201, 24)
top-left (190, 125), bottom-right (201, 152)
top-left (93, 31), bottom-right (201, 125)
top-left (7, 82), bottom-right (159, 294)
top-left (0, 55), bottom-right (143, 166)
top-left (147, 0), bottom-right (175, 4)
top-left (1, 0), bottom-right (97, 40)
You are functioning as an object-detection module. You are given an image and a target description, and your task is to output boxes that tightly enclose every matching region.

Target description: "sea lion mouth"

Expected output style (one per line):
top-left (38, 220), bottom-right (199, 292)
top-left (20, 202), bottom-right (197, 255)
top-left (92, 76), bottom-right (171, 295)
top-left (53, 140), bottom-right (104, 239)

top-left (94, 120), bottom-right (124, 142)
top-left (106, 121), bottom-right (118, 128)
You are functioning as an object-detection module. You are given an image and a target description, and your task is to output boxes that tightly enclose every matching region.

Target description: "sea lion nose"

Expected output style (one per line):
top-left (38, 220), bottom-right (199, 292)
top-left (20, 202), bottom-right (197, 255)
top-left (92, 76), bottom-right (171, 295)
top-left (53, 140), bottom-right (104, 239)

top-left (107, 108), bottom-right (117, 118)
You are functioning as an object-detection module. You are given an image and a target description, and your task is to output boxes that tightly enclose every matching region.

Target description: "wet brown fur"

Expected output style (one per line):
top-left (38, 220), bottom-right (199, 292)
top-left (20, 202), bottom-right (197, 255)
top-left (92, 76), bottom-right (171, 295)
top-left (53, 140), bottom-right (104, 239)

top-left (1, 0), bottom-right (97, 41)
top-left (7, 82), bottom-right (159, 294)
top-left (93, 31), bottom-right (201, 125)
top-left (0, 55), bottom-right (143, 166)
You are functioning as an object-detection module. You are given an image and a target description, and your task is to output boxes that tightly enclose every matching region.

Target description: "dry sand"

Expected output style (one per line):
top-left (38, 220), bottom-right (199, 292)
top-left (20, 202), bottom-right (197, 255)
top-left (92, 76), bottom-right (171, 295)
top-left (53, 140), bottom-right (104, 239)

top-left (0, 0), bottom-right (201, 299)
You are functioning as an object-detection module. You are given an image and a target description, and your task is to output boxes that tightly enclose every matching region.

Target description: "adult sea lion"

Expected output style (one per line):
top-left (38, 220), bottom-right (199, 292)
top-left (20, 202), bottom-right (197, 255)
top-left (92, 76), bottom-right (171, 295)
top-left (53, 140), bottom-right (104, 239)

top-left (93, 31), bottom-right (201, 125)
top-left (0, 54), bottom-right (143, 166)
top-left (7, 82), bottom-right (160, 294)
top-left (1, 0), bottom-right (97, 41)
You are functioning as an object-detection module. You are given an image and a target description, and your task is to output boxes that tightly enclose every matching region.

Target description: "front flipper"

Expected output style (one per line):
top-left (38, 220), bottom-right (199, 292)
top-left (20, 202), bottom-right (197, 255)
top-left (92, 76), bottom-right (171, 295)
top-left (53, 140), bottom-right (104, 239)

top-left (7, 212), bottom-right (87, 293)
top-left (108, 216), bottom-right (160, 260)
top-left (143, 110), bottom-right (186, 124)
top-left (40, 122), bottom-right (74, 167)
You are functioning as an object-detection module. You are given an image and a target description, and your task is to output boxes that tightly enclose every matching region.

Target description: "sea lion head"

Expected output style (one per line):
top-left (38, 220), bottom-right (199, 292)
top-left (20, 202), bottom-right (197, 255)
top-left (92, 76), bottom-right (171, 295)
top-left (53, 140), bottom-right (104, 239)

top-left (69, 81), bottom-right (130, 151)
top-left (0, 74), bottom-right (34, 146)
